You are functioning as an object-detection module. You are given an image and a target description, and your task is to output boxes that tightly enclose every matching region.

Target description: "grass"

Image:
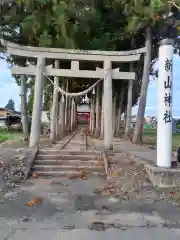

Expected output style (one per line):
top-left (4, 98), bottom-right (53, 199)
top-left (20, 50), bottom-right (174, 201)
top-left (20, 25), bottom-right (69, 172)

top-left (143, 128), bottom-right (180, 151)
top-left (0, 128), bottom-right (23, 143)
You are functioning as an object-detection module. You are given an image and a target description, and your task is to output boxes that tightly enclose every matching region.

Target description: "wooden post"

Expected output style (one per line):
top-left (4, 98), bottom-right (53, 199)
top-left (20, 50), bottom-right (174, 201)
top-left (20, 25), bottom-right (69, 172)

top-left (29, 57), bottom-right (45, 147)
top-left (20, 75), bottom-right (29, 137)
top-left (50, 60), bottom-right (59, 141)
top-left (103, 60), bottom-right (113, 149)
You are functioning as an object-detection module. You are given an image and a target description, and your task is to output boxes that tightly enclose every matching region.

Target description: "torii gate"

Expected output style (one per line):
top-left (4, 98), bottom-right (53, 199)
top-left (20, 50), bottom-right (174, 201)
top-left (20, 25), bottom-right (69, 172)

top-left (1, 40), bottom-right (146, 149)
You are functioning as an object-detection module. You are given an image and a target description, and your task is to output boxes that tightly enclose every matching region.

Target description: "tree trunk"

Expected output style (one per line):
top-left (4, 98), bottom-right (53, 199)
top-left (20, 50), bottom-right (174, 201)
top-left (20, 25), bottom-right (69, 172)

top-left (20, 75), bottom-right (29, 138)
top-left (94, 85), bottom-right (101, 138)
top-left (50, 60), bottom-right (59, 141)
top-left (133, 26), bottom-right (152, 144)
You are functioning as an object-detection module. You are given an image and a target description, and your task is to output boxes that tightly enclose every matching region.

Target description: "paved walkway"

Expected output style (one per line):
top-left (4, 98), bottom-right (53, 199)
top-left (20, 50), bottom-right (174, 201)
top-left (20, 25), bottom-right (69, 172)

top-left (93, 138), bottom-right (175, 165)
top-left (2, 175), bottom-right (180, 240)
top-left (1, 133), bottom-right (180, 239)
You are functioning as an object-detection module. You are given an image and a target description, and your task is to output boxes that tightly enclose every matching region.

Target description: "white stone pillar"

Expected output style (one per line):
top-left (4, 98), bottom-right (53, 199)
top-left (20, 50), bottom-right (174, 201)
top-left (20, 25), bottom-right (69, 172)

top-left (100, 92), bottom-right (104, 139)
top-left (90, 99), bottom-right (92, 132)
top-left (73, 101), bottom-right (76, 128)
top-left (64, 81), bottom-right (69, 130)
top-left (157, 39), bottom-right (173, 168)
top-left (70, 98), bottom-right (75, 131)
top-left (60, 94), bottom-right (65, 137)
top-left (91, 94), bottom-right (95, 135)
top-left (103, 60), bottom-right (113, 149)
top-left (112, 95), bottom-right (117, 136)
top-left (20, 75), bottom-right (29, 137)
top-left (29, 57), bottom-right (45, 147)
top-left (125, 64), bottom-right (133, 136)
top-left (50, 60), bottom-right (59, 141)
top-left (95, 84), bottom-right (100, 137)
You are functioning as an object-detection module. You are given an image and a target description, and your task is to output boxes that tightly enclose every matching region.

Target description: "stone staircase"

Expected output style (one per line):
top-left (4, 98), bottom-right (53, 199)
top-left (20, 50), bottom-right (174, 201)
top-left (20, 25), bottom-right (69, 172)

top-left (32, 149), bottom-right (105, 177)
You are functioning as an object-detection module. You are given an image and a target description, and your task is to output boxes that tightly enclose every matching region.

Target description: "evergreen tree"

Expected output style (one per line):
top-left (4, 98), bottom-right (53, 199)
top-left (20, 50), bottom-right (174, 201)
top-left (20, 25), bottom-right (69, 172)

top-left (5, 99), bottom-right (15, 111)
top-left (1, 0), bottom-right (180, 143)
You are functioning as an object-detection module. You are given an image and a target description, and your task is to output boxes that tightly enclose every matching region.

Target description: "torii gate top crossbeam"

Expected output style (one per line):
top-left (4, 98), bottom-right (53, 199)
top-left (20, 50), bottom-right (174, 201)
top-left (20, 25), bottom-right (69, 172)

top-left (1, 40), bottom-right (146, 62)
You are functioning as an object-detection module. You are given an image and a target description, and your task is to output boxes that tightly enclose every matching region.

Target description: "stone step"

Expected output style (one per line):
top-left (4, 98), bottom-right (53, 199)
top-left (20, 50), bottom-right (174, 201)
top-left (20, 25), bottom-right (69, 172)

top-left (32, 170), bottom-right (105, 177)
top-left (32, 165), bottom-right (104, 172)
top-left (36, 154), bottom-right (100, 161)
top-left (34, 159), bottom-right (104, 166)
top-left (38, 150), bottom-right (100, 156)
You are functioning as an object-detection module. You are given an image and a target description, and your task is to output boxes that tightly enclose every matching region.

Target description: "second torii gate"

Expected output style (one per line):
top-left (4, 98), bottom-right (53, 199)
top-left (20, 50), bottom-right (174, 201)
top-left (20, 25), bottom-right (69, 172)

top-left (1, 40), bottom-right (146, 149)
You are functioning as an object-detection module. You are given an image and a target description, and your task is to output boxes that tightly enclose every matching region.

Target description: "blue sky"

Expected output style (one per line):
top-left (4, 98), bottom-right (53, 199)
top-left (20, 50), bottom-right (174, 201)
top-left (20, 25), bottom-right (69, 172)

top-left (0, 56), bottom-right (180, 117)
top-left (0, 59), bottom-right (20, 110)
top-left (133, 54), bottom-right (180, 117)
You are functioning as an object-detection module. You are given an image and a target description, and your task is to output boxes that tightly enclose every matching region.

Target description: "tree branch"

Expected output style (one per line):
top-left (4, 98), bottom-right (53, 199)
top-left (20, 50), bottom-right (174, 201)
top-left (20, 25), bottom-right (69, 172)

top-left (168, 0), bottom-right (180, 10)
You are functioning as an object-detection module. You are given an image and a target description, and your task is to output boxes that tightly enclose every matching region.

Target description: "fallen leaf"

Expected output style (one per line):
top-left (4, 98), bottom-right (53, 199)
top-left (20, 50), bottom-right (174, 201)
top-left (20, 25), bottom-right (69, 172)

top-left (109, 170), bottom-right (121, 178)
top-left (82, 176), bottom-right (88, 180)
top-left (67, 169), bottom-right (88, 180)
top-left (25, 198), bottom-right (42, 207)
top-left (80, 170), bottom-right (88, 180)
top-left (32, 172), bottom-right (40, 178)
top-left (68, 175), bottom-right (78, 180)
top-left (102, 205), bottom-right (111, 211)
top-left (21, 217), bottom-right (31, 222)
top-left (168, 192), bottom-right (176, 196)
top-left (101, 190), bottom-right (111, 196)
top-left (50, 180), bottom-right (57, 185)
top-left (80, 169), bottom-right (88, 174)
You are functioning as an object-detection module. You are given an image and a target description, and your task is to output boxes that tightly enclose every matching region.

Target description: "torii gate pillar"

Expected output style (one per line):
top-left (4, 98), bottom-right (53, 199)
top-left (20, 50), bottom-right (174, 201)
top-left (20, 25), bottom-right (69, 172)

top-left (103, 60), bottom-right (113, 150)
top-left (29, 57), bottom-right (45, 147)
